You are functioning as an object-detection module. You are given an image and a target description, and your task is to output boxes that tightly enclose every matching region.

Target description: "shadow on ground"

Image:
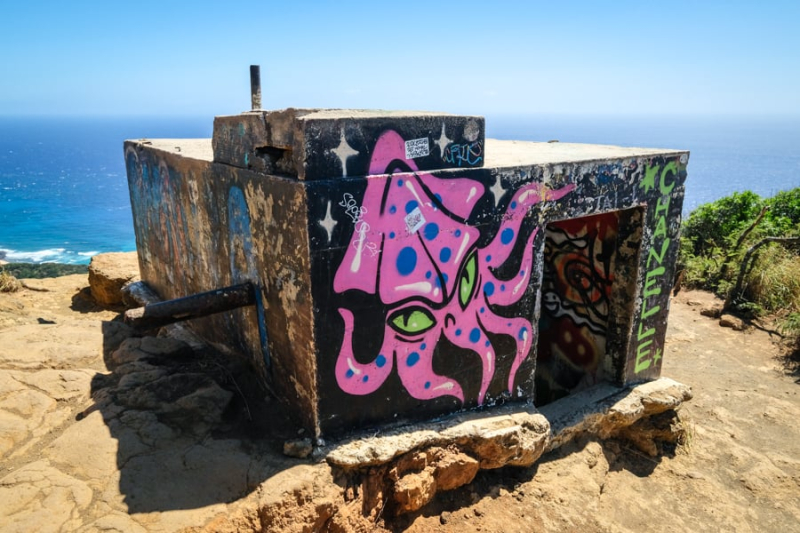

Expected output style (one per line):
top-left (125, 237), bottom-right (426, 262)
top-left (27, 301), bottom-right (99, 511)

top-left (84, 318), bottom-right (301, 513)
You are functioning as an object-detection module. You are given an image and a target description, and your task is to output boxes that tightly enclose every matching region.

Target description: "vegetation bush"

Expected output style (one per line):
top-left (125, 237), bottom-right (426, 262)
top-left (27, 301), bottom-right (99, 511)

top-left (2, 262), bottom-right (88, 279)
top-left (679, 187), bottom-right (800, 349)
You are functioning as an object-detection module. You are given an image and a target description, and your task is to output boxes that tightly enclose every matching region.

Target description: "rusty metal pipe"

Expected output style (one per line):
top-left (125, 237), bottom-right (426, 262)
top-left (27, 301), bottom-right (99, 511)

top-left (124, 282), bottom-right (256, 330)
top-left (250, 65), bottom-right (262, 110)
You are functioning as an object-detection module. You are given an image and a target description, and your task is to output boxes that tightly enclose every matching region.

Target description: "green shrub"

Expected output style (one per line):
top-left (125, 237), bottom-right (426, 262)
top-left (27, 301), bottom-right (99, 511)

top-left (2, 262), bottom-right (88, 279)
top-left (746, 245), bottom-right (800, 313)
top-left (679, 187), bottom-right (800, 318)
top-left (767, 188), bottom-right (800, 233)
top-left (682, 190), bottom-right (764, 256)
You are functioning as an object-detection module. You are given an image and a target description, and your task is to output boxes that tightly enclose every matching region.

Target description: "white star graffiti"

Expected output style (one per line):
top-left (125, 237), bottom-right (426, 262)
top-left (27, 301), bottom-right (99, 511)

top-left (489, 174), bottom-right (506, 207)
top-left (332, 129), bottom-right (358, 177)
top-left (319, 201), bottom-right (337, 243)
top-left (433, 123), bottom-right (452, 158)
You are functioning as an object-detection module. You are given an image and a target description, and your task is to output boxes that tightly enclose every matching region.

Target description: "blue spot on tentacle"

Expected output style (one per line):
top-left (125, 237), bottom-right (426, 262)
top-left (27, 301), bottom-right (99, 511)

top-left (501, 228), bottom-right (514, 245)
top-left (405, 200), bottom-right (418, 214)
top-left (376, 355), bottom-right (386, 368)
top-left (407, 352), bottom-right (420, 366)
top-left (440, 247), bottom-right (452, 263)
top-left (469, 328), bottom-right (481, 343)
top-left (396, 247), bottom-right (417, 276)
top-left (424, 223), bottom-right (439, 240)
top-left (484, 282), bottom-right (495, 296)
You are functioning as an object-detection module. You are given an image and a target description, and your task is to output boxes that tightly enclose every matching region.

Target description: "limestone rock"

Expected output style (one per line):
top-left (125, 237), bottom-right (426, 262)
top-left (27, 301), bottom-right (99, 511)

top-left (88, 252), bottom-right (140, 307)
top-left (109, 336), bottom-right (192, 368)
top-left (0, 460), bottom-right (93, 533)
top-left (114, 372), bottom-right (233, 434)
top-left (432, 451), bottom-right (479, 491)
top-left (393, 467), bottom-right (436, 513)
top-left (719, 314), bottom-right (747, 331)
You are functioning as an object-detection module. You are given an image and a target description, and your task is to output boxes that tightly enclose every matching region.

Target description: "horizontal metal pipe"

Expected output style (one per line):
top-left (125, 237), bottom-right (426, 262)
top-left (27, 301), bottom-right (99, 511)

top-left (124, 282), bottom-right (256, 329)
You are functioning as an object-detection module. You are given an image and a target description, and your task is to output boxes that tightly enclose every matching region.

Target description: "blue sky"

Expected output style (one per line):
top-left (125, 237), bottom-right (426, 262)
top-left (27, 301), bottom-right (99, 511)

top-left (1, 0), bottom-right (798, 117)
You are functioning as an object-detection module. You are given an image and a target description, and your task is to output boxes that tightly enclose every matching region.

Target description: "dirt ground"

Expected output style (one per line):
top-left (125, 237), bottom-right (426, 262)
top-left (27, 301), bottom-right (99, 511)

top-left (395, 290), bottom-right (800, 533)
top-left (1, 276), bottom-right (799, 532)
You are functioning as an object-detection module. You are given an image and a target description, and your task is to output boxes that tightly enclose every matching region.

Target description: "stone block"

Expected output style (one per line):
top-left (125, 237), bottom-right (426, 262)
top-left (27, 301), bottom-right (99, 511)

top-left (212, 108), bottom-right (485, 180)
top-left (88, 252), bottom-right (140, 306)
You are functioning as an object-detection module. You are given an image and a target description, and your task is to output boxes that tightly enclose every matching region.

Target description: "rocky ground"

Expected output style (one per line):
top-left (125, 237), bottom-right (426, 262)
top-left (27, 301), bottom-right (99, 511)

top-left (0, 269), bottom-right (798, 532)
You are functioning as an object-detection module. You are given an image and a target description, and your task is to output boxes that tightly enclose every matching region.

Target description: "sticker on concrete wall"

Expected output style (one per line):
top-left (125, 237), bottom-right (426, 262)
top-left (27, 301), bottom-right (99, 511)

top-left (405, 138), bottom-right (430, 159)
top-left (404, 206), bottom-right (426, 233)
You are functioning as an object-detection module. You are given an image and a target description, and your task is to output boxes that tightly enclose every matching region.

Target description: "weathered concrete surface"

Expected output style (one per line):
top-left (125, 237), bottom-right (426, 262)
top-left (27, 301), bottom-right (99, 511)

top-left (128, 129), bottom-right (689, 438)
top-left (212, 109), bottom-right (486, 179)
top-left (125, 139), bottom-right (317, 435)
top-left (88, 252), bottom-right (140, 307)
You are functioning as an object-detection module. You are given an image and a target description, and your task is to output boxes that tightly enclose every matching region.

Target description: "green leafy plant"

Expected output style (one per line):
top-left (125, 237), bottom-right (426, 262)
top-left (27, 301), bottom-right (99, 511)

top-left (679, 187), bottom-right (800, 331)
top-left (2, 262), bottom-right (88, 279)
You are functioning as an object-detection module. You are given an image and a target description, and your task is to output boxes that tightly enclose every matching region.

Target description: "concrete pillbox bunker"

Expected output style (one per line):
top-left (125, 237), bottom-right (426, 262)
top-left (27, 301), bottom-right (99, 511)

top-left (124, 108), bottom-right (688, 439)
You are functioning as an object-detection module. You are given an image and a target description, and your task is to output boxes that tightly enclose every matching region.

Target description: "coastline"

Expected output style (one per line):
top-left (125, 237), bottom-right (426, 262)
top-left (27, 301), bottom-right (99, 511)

top-left (0, 261), bottom-right (89, 278)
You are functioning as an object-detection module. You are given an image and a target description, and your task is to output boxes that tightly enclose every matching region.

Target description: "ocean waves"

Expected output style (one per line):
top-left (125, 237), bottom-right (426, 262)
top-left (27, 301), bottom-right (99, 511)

top-left (0, 247), bottom-right (101, 265)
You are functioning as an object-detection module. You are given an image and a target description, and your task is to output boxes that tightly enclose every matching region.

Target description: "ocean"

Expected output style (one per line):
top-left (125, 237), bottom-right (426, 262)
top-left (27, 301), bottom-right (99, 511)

top-left (1, 114), bottom-right (798, 265)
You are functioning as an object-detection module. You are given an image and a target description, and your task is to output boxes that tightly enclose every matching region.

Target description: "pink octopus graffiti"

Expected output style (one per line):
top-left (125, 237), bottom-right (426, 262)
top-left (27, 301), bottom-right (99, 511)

top-left (333, 131), bottom-right (575, 405)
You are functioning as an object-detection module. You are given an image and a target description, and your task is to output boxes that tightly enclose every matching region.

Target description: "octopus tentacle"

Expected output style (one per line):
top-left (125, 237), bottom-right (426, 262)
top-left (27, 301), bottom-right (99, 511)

top-left (486, 183), bottom-right (576, 270)
top-left (443, 313), bottom-right (495, 405)
top-left (394, 329), bottom-right (465, 402)
top-left (479, 312), bottom-right (534, 393)
top-left (335, 308), bottom-right (394, 395)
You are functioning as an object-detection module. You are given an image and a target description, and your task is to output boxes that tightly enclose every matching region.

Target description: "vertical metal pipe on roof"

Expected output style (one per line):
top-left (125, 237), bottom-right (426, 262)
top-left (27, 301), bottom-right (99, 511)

top-left (250, 65), bottom-right (262, 110)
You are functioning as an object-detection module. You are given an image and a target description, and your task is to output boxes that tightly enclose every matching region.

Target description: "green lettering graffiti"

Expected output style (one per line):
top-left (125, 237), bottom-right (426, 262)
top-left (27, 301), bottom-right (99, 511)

top-left (647, 238), bottom-right (671, 269)
top-left (641, 299), bottom-right (661, 320)
top-left (659, 161), bottom-right (677, 195)
top-left (655, 194), bottom-right (671, 217)
top-left (654, 214), bottom-right (667, 239)
top-left (635, 159), bottom-right (682, 375)
top-left (643, 266), bottom-right (665, 298)
top-left (635, 340), bottom-right (653, 373)
top-left (637, 321), bottom-right (655, 341)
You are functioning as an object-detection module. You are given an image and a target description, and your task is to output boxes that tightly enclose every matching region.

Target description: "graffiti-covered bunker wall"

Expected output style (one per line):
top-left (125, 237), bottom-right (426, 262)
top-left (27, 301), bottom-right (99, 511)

top-left (124, 109), bottom-right (688, 438)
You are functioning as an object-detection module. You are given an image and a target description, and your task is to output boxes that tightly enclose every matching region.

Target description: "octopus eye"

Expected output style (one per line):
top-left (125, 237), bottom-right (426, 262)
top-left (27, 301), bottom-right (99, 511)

top-left (458, 251), bottom-right (478, 308)
top-left (388, 306), bottom-right (436, 335)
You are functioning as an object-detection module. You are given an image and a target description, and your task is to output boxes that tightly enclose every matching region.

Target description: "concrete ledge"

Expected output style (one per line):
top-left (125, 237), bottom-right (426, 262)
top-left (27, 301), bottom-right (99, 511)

top-left (323, 377), bottom-right (691, 514)
top-left (327, 377), bottom-right (691, 468)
